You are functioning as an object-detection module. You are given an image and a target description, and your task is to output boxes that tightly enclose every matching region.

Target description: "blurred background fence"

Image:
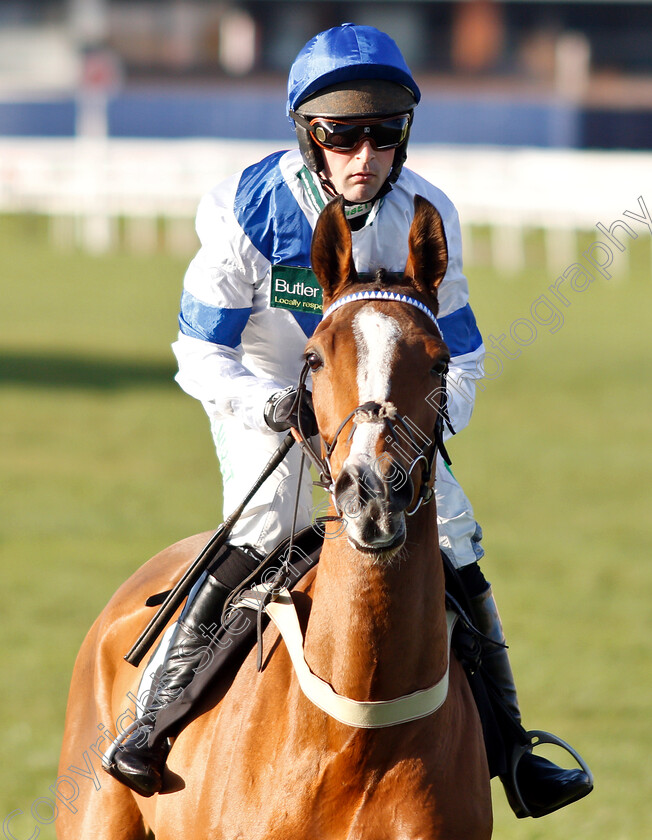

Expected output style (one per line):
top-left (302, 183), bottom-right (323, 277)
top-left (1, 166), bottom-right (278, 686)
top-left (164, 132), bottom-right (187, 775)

top-left (2, 4), bottom-right (651, 840)
top-left (1, 0), bottom-right (651, 272)
top-left (1, 135), bottom-right (650, 275)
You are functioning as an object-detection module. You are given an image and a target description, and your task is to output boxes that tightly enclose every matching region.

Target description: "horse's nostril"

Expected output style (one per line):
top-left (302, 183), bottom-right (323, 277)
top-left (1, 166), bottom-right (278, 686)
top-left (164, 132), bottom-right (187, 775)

top-left (334, 460), bottom-right (414, 517)
top-left (334, 468), bottom-right (355, 498)
top-left (392, 473), bottom-right (414, 509)
top-left (334, 466), bottom-right (365, 518)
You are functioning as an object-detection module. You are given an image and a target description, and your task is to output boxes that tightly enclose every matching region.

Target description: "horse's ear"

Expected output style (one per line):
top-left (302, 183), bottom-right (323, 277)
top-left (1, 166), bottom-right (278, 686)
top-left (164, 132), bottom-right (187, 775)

top-left (311, 197), bottom-right (358, 303)
top-left (404, 195), bottom-right (448, 295)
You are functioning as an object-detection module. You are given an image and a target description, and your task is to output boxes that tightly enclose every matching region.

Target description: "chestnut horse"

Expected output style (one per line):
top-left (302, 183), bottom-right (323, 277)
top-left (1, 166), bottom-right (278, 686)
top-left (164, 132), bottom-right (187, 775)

top-left (57, 196), bottom-right (492, 839)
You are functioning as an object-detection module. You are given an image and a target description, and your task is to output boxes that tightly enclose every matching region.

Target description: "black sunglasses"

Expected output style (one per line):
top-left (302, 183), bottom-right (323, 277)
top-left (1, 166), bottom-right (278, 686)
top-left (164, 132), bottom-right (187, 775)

top-left (292, 112), bottom-right (411, 152)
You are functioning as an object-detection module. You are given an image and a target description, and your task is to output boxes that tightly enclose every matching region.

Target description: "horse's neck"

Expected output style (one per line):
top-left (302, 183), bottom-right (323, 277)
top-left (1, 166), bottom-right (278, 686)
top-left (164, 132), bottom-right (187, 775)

top-left (303, 509), bottom-right (449, 702)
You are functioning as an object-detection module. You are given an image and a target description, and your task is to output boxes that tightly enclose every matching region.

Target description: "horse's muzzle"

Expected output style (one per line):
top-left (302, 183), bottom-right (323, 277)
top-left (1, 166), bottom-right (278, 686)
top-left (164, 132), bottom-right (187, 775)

top-left (333, 456), bottom-right (413, 553)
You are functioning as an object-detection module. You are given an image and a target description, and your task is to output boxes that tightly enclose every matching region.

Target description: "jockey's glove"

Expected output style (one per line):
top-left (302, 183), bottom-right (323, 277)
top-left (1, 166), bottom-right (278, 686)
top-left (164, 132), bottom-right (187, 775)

top-left (264, 386), bottom-right (318, 437)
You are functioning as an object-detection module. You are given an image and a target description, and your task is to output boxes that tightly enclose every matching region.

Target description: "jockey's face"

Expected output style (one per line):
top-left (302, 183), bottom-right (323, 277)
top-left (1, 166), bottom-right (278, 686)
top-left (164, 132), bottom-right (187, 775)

top-left (321, 141), bottom-right (395, 203)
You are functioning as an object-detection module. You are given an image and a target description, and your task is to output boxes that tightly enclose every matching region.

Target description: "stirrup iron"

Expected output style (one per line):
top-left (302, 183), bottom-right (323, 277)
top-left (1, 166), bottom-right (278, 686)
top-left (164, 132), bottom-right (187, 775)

top-left (507, 729), bottom-right (594, 818)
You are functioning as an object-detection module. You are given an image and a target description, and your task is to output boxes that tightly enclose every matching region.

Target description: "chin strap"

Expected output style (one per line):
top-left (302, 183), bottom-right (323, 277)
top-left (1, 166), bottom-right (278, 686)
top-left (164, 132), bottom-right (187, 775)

top-left (315, 169), bottom-right (394, 218)
top-left (316, 170), bottom-right (338, 199)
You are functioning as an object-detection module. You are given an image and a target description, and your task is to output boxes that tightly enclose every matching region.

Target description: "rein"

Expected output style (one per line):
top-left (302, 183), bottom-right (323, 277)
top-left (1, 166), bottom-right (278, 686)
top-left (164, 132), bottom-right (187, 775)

top-left (293, 290), bottom-right (455, 515)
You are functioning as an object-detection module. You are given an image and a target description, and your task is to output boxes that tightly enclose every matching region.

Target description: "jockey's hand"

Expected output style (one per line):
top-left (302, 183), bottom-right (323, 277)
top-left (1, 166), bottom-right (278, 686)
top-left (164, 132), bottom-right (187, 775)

top-left (264, 387), bottom-right (318, 436)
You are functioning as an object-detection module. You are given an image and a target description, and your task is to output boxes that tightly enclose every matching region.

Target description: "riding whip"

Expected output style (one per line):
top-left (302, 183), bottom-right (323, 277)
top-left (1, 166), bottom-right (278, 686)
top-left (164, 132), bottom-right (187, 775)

top-left (124, 432), bottom-right (295, 667)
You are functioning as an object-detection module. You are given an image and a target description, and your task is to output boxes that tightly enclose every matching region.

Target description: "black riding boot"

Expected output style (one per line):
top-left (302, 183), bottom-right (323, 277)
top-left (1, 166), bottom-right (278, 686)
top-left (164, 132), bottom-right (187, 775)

top-left (470, 585), bottom-right (593, 818)
top-left (105, 542), bottom-right (264, 797)
top-left (106, 572), bottom-right (231, 796)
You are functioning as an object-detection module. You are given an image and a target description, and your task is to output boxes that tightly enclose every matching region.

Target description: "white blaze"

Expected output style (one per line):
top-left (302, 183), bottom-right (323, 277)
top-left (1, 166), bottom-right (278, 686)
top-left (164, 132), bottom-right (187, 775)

top-left (350, 308), bottom-right (402, 460)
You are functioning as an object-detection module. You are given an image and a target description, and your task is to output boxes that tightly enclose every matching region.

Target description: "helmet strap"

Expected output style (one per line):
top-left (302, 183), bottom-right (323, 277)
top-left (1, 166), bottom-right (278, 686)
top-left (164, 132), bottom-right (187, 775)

top-left (316, 170), bottom-right (339, 200)
top-left (300, 164), bottom-right (392, 230)
top-left (316, 167), bottom-right (393, 206)
top-left (315, 170), bottom-right (391, 230)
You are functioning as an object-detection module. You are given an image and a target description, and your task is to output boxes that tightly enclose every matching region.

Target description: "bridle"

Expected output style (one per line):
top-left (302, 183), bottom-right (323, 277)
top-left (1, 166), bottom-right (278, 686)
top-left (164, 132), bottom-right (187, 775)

top-left (292, 290), bottom-right (455, 517)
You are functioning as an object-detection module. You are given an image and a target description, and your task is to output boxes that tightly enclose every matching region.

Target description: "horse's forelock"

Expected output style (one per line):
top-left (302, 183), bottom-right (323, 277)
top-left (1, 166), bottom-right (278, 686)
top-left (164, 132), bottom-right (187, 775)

top-left (345, 268), bottom-right (403, 291)
top-left (373, 268), bottom-right (399, 287)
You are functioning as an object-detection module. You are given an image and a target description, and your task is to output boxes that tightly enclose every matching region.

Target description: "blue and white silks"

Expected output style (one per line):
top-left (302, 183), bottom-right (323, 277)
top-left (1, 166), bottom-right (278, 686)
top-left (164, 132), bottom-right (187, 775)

top-left (173, 149), bottom-right (483, 437)
top-left (172, 149), bottom-right (485, 563)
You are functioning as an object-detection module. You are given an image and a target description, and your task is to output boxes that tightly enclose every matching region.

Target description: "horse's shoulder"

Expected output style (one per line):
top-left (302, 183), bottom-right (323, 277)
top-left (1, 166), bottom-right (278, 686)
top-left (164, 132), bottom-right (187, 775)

top-left (83, 531), bottom-right (213, 656)
top-left (108, 531), bottom-right (211, 607)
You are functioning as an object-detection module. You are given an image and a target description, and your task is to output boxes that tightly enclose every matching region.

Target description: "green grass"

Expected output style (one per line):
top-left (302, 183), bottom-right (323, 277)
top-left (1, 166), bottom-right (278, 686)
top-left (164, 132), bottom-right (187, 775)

top-left (2, 214), bottom-right (651, 838)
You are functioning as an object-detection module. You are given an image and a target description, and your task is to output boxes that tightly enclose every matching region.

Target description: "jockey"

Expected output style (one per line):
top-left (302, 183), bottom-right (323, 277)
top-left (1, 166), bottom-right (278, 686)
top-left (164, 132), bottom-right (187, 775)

top-left (107, 23), bottom-right (592, 817)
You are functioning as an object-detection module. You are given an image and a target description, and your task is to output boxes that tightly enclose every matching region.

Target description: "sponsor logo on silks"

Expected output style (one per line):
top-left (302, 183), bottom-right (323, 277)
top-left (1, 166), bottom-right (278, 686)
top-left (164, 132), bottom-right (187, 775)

top-left (270, 265), bottom-right (323, 315)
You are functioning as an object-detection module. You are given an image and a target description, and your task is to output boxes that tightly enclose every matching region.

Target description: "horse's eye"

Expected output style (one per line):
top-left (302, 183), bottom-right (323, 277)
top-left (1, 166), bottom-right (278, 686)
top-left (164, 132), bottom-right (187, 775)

top-left (305, 351), bottom-right (323, 372)
top-left (431, 360), bottom-right (449, 377)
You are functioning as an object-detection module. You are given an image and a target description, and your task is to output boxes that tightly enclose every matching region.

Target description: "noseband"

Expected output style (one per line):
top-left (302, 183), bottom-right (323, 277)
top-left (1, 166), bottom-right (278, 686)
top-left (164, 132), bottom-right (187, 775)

top-left (293, 291), bottom-right (455, 516)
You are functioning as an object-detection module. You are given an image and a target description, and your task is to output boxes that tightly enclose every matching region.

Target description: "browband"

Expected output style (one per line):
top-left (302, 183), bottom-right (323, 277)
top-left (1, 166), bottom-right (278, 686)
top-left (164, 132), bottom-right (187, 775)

top-left (322, 290), bottom-right (441, 335)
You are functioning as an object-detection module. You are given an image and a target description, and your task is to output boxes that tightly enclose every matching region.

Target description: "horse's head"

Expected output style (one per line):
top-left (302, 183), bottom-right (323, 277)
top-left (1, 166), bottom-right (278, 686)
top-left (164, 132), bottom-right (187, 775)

top-left (306, 195), bottom-right (451, 556)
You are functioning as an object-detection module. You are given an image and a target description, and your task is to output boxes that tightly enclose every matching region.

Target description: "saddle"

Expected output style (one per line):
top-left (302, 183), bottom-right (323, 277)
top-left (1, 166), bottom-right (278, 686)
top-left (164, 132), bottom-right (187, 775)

top-left (143, 526), bottom-right (516, 778)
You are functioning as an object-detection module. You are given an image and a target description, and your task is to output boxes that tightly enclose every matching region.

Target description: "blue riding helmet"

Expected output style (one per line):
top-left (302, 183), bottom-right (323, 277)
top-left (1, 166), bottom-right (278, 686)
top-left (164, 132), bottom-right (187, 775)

top-left (287, 23), bottom-right (421, 117)
top-left (287, 23), bottom-right (421, 186)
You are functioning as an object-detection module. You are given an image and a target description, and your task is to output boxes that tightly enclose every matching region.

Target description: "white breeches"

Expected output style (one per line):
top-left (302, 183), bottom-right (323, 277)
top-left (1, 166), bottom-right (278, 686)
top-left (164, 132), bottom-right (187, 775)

top-left (209, 415), bottom-right (483, 569)
top-left (210, 415), bottom-right (314, 553)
